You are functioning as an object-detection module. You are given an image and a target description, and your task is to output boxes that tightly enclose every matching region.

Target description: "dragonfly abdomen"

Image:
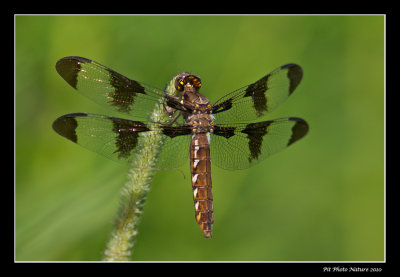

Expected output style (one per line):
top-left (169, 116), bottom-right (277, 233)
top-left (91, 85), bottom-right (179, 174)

top-left (190, 133), bottom-right (213, 238)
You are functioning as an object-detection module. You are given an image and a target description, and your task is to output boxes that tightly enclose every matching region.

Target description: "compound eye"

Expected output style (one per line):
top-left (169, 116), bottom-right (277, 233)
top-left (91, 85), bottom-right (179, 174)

top-left (192, 77), bottom-right (201, 89)
top-left (178, 81), bottom-right (185, 91)
top-left (175, 75), bottom-right (187, 91)
top-left (174, 73), bottom-right (201, 91)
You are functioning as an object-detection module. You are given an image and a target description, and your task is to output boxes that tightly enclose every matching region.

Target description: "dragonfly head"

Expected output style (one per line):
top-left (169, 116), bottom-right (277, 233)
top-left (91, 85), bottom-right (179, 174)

top-left (175, 73), bottom-right (202, 92)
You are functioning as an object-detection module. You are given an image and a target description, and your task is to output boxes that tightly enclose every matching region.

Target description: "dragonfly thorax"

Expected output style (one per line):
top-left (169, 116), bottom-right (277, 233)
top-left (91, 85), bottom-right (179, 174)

top-left (188, 114), bottom-right (215, 134)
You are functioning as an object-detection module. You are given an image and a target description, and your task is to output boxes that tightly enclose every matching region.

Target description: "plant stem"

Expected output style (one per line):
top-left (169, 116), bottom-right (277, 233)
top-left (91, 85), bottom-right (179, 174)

top-left (102, 77), bottom-right (178, 261)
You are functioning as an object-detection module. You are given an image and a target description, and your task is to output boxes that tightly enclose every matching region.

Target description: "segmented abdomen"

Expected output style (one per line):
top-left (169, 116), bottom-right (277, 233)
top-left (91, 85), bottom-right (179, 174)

top-left (190, 133), bottom-right (213, 238)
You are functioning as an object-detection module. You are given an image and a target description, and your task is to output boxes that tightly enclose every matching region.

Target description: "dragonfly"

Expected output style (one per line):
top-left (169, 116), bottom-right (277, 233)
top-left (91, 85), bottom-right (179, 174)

top-left (53, 56), bottom-right (309, 238)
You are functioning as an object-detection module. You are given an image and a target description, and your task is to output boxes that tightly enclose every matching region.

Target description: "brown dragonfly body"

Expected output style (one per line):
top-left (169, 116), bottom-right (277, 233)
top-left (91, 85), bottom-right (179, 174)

top-left (53, 56), bottom-right (309, 238)
top-left (171, 73), bottom-right (215, 237)
top-left (190, 132), bottom-right (213, 237)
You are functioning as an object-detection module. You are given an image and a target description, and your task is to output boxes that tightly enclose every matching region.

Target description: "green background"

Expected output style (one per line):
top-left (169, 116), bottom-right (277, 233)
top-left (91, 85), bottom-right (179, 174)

top-left (15, 15), bottom-right (384, 261)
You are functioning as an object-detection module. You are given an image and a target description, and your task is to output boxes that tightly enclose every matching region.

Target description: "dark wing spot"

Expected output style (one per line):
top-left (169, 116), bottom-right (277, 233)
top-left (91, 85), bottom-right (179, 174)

top-left (241, 121), bottom-right (271, 163)
top-left (213, 126), bottom-right (236, 139)
top-left (162, 126), bottom-right (192, 138)
top-left (212, 98), bottom-right (233, 114)
top-left (282, 64), bottom-right (303, 95)
top-left (55, 57), bottom-right (88, 89)
top-left (288, 117), bottom-right (309, 146)
top-left (110, 118), bottom-right (150, 159)
top-left (243, 75), bottom-right (269, 116)
top-left (52, 113), bottom-right (88, 143)
top-left (108, 70), bottom-right (146, 113)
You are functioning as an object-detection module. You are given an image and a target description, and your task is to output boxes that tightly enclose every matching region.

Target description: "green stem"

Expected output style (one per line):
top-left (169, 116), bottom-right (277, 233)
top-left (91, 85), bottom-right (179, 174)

top-left (102, 76), bottom-right (178, 261)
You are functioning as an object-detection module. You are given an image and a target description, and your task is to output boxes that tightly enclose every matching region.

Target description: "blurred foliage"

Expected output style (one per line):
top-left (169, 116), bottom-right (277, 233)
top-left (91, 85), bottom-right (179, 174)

top-left (15, 15), bottom-right (384, 261)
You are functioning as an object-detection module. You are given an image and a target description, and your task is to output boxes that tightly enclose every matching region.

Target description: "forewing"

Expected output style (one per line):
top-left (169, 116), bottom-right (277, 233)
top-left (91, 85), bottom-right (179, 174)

top-left (212, 64), bottom-right (303, 123)
top-left (55, 56), bottom-right (165, 118)
top-left (210, 117), bottom-right (308, 170)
